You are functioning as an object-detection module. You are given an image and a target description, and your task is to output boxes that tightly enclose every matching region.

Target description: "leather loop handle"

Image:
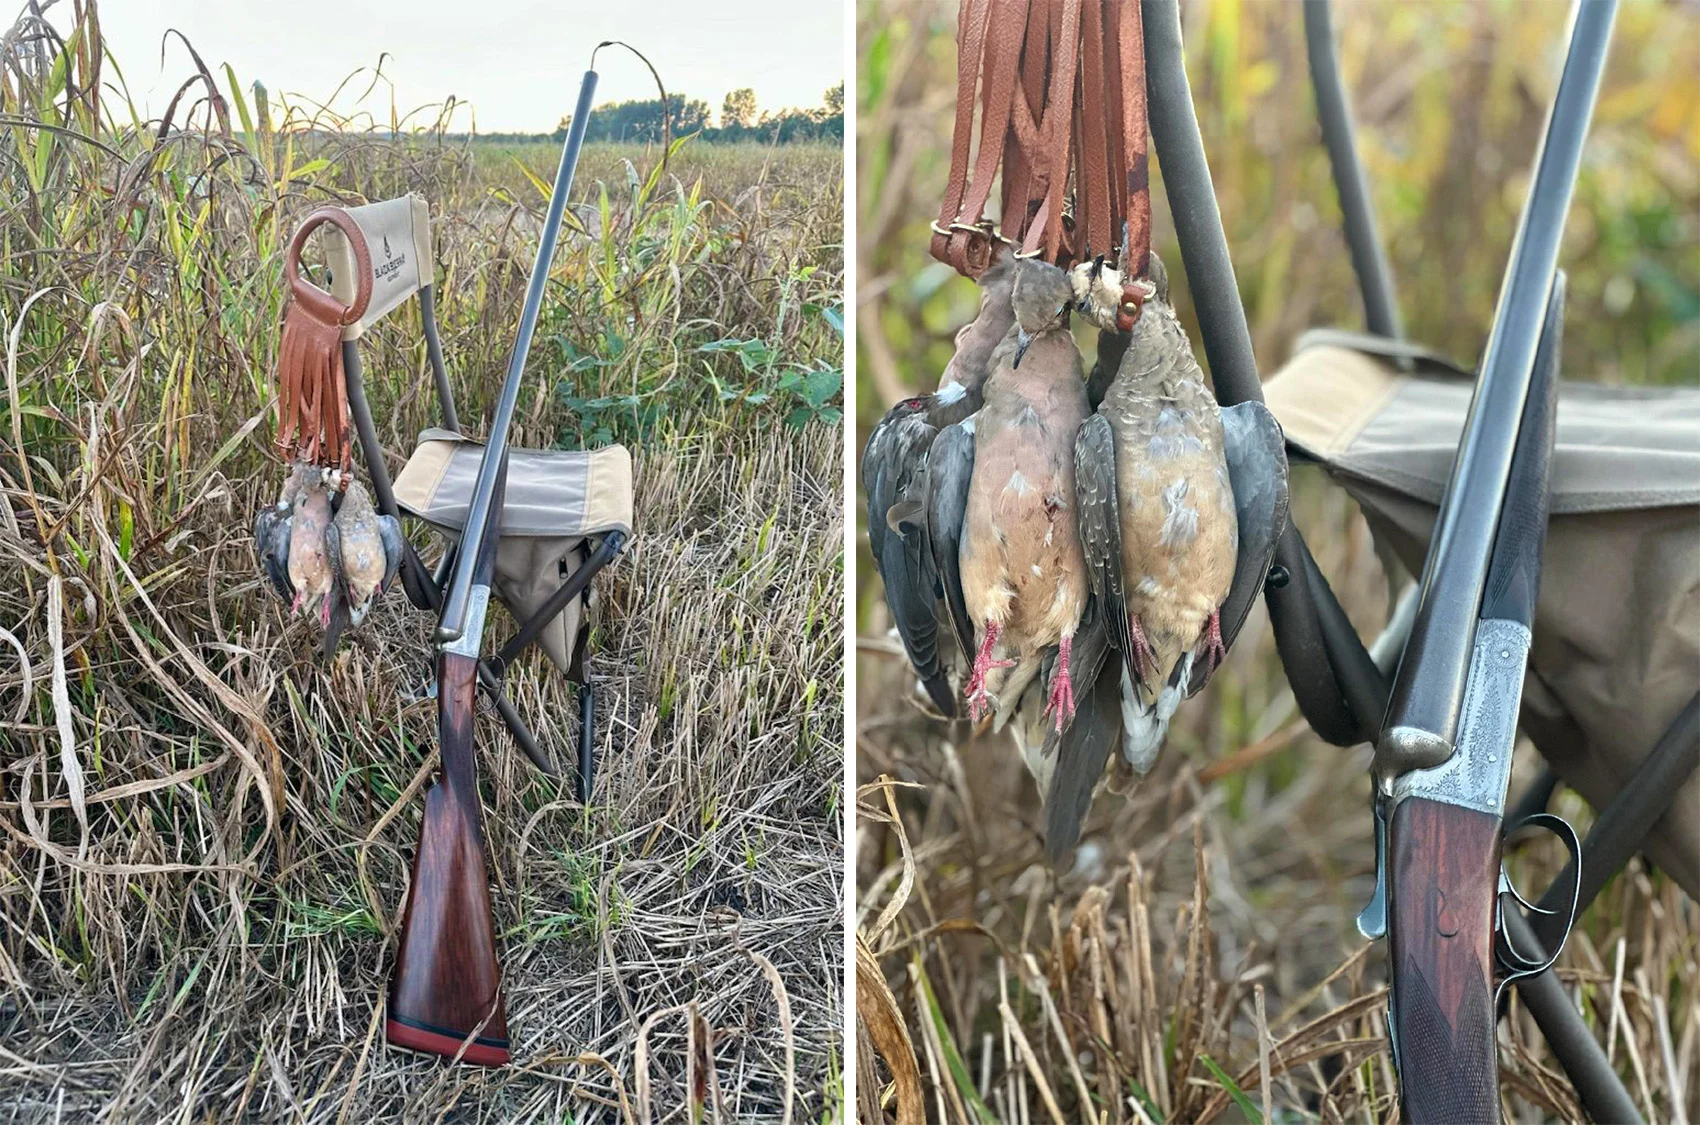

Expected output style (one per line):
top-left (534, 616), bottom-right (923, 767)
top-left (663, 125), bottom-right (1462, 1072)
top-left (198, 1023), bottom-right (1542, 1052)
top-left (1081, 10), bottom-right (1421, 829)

top-left (285, 208), bottom-right (374, 326)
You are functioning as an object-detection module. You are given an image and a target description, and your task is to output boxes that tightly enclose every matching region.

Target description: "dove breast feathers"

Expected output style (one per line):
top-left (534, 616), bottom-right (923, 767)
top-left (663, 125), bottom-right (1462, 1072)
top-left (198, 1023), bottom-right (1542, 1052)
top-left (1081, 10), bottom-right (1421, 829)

top-left (960, 330), bottom-right (1090, 649)
top-left (287, 480), bottom-right (333, 605)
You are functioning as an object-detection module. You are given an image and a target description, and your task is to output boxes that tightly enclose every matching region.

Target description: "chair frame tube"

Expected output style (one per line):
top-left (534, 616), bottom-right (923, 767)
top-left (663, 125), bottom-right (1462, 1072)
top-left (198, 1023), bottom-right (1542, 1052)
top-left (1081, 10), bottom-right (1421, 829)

top-left (419, 284), bottom-right (460, 433)
top-left (1301, 0), bottom-right (1404, 343)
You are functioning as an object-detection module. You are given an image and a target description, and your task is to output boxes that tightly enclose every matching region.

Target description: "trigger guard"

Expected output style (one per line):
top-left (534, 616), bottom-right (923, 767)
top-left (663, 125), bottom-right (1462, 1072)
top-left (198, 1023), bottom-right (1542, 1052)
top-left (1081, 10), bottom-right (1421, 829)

top-left (1493, 812), bottom-right (1584, 1004)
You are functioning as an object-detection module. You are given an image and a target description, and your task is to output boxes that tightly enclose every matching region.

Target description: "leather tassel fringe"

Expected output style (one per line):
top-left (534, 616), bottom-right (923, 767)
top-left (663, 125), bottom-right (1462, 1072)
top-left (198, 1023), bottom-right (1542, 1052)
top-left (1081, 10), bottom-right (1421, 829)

top-left (274, 297), bottom-right (352, 472)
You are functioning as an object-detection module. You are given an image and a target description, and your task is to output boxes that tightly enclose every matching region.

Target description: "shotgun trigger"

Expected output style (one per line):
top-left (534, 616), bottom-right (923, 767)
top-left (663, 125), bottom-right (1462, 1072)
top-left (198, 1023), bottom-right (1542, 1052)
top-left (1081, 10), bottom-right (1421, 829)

top-left (1356, 794), bottom-right (1390, 940)
top-left (1491, 811), bottom-right (1582, 1008)
top-left (407, 669), bottom-right (440, 703)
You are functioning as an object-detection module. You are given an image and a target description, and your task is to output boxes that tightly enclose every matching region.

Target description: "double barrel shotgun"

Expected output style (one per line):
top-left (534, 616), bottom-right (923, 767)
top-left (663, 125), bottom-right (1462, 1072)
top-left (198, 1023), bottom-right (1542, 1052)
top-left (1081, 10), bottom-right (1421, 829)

top-left (384, 64), bottom-right (601, 1067)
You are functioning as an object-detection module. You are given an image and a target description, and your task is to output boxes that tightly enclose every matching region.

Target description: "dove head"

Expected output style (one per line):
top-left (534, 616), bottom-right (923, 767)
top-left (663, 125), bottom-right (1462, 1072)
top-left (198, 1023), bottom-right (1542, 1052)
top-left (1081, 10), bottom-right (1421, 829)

top-left (1009, 259), bottom-right (1075, 367)
top-left (339, 478), bottom-right (374, 520)
top-left (1070, 253), bottom-right (1162, 333)
top-left (278, 460), bottom-right (316, 509)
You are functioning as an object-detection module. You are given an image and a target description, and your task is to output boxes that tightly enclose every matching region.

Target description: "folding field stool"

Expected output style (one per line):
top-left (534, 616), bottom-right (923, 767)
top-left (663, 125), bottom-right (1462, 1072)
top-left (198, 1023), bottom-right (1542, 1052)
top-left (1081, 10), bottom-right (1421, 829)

top-left (285, 192), bottom-right (632, 801)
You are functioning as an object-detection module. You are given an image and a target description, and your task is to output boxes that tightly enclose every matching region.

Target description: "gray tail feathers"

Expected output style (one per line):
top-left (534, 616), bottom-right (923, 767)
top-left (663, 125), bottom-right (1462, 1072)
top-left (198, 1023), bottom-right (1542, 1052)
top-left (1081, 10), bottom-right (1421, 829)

top-left (1119, 652), bottom-right (1193, 775)
top-left (1045, 658), bottom-right (1123, 865)
top-left (919, 672), bottom-right (956, 718)
top-left (322, 590), bottom-right (351, 659)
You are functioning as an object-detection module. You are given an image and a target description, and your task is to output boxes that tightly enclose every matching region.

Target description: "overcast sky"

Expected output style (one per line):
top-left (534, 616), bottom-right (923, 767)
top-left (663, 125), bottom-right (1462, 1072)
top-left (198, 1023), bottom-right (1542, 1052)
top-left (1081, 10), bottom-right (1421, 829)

top-left (80, 1), bottom-right (845, 132)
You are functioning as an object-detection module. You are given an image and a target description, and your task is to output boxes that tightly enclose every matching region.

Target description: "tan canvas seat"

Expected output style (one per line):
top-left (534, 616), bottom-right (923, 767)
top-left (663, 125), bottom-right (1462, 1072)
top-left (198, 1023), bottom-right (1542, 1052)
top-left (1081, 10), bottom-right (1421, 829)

top-left (1265, 341), bottom-right (1700, 896)
top-left (393, 429), bottom-right (634, 675)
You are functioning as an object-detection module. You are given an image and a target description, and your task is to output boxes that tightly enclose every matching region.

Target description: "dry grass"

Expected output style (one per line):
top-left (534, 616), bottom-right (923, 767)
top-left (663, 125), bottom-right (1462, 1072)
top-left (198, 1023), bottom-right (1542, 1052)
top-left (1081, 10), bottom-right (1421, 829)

top-left (0, 5), bottom-right (842, 1122)
top-left (855, 1), bottom-right (1698, 1121)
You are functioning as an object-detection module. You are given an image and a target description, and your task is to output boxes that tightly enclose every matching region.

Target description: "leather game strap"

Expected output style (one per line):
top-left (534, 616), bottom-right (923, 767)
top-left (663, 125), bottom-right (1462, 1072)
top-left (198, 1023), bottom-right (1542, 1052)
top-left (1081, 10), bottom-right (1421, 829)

top-left (931, 0), bottom-right (1150, 281)
top-left (274, 209), bottom-right (373, 471)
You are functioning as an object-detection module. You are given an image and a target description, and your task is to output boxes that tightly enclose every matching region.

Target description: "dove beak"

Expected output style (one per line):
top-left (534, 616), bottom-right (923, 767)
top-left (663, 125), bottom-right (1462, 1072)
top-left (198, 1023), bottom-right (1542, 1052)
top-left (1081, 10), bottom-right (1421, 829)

top-left (1013, 329), bottom-right (1033, 368)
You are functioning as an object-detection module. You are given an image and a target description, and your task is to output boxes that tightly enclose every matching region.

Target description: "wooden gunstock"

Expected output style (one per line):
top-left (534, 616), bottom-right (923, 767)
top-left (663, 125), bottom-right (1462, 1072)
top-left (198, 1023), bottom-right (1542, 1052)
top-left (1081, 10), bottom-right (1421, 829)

top-left (386, 651), bottom-right (510, 1066)
top-left (1387, 796), bottom-right (1502, 1123)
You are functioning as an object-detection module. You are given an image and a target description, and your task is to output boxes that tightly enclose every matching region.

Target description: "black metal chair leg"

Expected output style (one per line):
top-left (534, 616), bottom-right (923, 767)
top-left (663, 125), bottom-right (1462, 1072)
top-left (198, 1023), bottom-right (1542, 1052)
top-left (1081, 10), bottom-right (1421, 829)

top-left (419, 285), bottom-right (460, 433)
top-left (577, 679), bottom-right (595, 805)
top-left (1302, 0), bottom-right (1405, 346)
top-left (477, 663), bottom-right (557, 777)
top-left (1503, 910), bottom-right (1644, 1125)
top-left (1530, 693), bottom-right (1699, 950)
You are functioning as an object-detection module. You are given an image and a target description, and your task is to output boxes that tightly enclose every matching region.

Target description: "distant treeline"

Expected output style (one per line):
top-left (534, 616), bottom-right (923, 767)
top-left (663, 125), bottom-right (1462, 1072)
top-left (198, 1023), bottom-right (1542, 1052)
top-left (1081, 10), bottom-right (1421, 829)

top-left (476, 85), bottom-right (844, 146)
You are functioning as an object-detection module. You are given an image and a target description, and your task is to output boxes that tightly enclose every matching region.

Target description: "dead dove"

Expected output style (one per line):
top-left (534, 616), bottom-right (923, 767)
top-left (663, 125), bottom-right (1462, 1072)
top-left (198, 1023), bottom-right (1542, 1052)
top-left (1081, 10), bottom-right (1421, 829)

top-left (926, 258), bottom-right (1091, 781)
top-left (323, 478), bottom-right (404, 627)
top-left (1071, 252), bottom-right (1237, 779)
top-left (863, 251), bottom-right (1015, 715)
top-left (287, 469), bottom-right (335, 625)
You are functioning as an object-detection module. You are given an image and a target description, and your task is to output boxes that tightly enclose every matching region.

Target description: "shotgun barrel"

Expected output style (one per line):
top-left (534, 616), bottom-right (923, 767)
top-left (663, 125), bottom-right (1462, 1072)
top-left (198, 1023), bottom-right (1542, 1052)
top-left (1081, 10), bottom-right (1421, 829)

top-left (1375, 0), bottom-right (1613, 776)
top-left (436, 68), bottom-right (598, 643)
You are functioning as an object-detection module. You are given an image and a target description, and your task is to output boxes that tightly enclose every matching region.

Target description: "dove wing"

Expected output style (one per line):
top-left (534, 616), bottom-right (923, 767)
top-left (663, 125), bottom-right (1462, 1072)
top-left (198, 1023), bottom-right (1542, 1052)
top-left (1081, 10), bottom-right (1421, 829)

top-left (1186, 401), bottom-right (1291, 696)
top-left (322, 587), bottom-right (351, 658)
top-left (253, 508), bottom-right (295, 601)
top-left (861, 405), bottom-right (916, 567)
top-left (322, 516), bottom-right (348, 602)
top-left (865, 405), bottom-right (956, 713)
top-left (1073, 413), bottom-right (1139, 678)
top-left (924, 421), bottom-right (976, 662)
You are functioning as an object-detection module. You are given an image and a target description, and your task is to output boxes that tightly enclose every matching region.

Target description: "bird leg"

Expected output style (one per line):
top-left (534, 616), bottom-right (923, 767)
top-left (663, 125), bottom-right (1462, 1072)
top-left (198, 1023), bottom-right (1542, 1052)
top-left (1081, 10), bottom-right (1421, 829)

top-left (1201, 609), bottom-right (1227, 670)
top-left (1045, 633), bottom-right (1076, 730)
top-left (965, 620), bottom-right (1015, 720)
top-left (1128, 615), bottom-right (1158, 678)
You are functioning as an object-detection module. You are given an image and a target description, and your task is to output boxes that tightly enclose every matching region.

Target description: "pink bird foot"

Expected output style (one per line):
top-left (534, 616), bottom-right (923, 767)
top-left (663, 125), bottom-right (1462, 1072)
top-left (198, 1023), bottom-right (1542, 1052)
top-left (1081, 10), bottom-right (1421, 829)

top-left (320, 594), bottom-right (333, 629)
top-left (1045, 634), bottom-right (1076, 730)
top-left (290, 590), bottom-right (303, 617)
top-left (1201, 609), bottom-right (1227, 669)
top-left (1129, 615), bottom-right (1158, 679)
top-left (965, 620), bottom-right (1015, 721)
